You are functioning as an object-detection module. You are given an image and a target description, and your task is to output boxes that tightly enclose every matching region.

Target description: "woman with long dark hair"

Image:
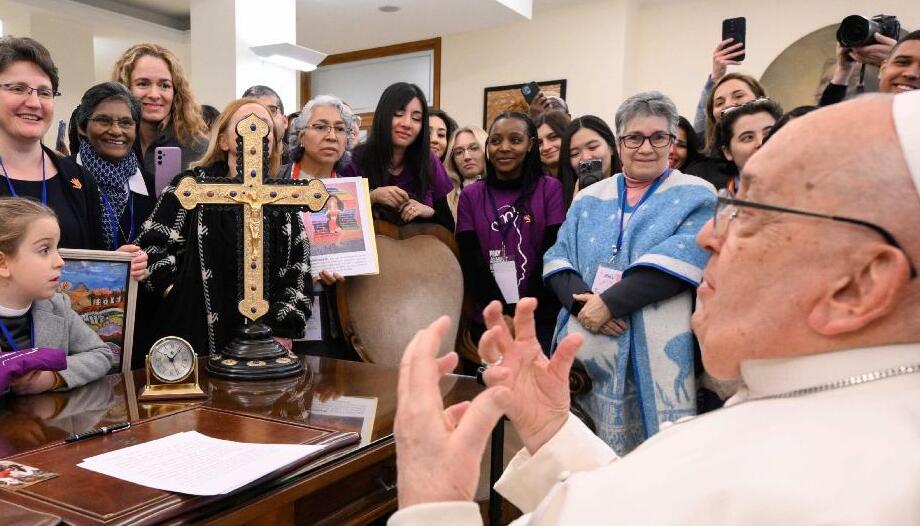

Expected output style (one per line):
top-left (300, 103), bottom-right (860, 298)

top-left (455, 112), bottom-right (565, 352)
top-left (340, 82), bottom-right (454, 228)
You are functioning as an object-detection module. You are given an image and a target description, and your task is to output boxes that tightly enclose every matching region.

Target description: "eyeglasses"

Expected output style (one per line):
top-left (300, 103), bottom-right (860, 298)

top-left (89, 116), bottom-right (136, 130)
top-left (714, 189), bottom-right (917, 278)
top-left (720, 97), bottom-right (772, 118)
top-left (0, 82), bottom-right (60, 100)
top-left (619, 132), bottom-right (674, 149)
top-left (308, 123), bottom-right (348, 137)
top-left (451, 144), bottom-right (482, 158)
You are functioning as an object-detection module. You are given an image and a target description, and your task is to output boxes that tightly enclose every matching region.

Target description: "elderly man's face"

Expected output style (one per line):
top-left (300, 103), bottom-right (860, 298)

top-left (692, 117), bottom-right (849, 379)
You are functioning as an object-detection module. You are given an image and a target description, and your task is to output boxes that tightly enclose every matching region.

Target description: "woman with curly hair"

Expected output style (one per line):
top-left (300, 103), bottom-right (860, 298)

top-left (112, 43), bottom-right (208, 176)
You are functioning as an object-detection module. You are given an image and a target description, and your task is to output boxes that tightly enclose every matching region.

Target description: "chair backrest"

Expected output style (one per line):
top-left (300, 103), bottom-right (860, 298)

top-left (337, 221), bottom-right (475, 366)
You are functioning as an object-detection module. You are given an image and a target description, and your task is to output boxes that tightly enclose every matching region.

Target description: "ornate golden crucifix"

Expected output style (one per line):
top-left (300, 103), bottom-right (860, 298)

top-left (175, 114), bottom-right (329, 321)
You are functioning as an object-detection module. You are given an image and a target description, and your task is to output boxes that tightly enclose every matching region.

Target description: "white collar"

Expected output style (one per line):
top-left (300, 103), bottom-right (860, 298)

top-left (893, 90), bottom-right (920, 200)
top-left (0, 303), bottom-right (31, 317)
top-left (75, 152), bottom-right (148, 197)
top-left (739, 343), bottom-right (920, 399)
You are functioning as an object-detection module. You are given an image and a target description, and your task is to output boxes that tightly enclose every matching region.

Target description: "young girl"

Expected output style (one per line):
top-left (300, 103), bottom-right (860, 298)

top-left (0, 197), bottom-right (113, 395)
top-left (455, 112), bottom-right (565, 353)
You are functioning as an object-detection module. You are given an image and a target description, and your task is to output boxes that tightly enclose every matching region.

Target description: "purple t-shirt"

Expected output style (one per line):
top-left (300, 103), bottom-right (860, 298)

top-left (456, 176), bottom-right (565, 298)
top-left (339, 150), bottom-right (453, 207)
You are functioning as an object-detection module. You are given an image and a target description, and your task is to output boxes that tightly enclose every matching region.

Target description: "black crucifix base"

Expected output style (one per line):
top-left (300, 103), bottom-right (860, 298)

top-left (206, 322), bottom-right (305, 380)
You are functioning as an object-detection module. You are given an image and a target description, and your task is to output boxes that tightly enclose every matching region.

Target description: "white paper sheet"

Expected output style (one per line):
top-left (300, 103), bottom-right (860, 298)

top-left (78, 431), bottom-right (325, 496)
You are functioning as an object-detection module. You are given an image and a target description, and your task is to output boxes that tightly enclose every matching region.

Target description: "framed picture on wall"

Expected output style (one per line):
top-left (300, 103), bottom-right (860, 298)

top-left (483, 79), bottom-right (567, 129)
top-left (57, 249), bottom-right (138, 375)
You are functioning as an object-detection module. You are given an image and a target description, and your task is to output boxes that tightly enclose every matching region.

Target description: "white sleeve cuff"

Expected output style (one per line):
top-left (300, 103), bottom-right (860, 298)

top-left (388, 501), bottom-right (482, 526)
top-left (494, 414), bottom-right (618, 512)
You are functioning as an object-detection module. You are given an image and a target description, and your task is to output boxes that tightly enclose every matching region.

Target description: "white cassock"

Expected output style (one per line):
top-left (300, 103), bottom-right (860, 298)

top-left (390, 343), bottom-right (920, 525)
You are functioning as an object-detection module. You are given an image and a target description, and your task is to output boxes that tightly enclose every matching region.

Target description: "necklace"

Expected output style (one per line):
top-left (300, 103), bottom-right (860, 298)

top-left (750, 362), bottom-right (920, 402)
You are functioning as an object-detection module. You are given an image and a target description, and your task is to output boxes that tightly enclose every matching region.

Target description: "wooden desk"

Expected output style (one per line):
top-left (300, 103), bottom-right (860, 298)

top-left (0, 357), bottom-right (481, 525)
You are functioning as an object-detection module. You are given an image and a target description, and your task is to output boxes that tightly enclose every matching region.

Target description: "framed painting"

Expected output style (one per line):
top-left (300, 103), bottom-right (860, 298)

top-left (57, 249), bottom-right (138, 375)
top-left (483, 79), bottom-right (567, 129)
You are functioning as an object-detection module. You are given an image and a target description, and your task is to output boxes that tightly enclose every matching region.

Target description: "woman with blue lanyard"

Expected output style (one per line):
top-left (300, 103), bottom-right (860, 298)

top-left (69, 82), bottom-right (155, 254)
top-left (543, 91), bottom-right (716, 455)
top-left (0, 37), bottom-right (146, 280)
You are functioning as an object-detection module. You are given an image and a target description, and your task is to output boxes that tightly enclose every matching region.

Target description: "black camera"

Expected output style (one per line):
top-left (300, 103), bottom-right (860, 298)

top-left (577, 159), bottom-right (605, 190)
top-left (836, 14), bottom-right (900, 48)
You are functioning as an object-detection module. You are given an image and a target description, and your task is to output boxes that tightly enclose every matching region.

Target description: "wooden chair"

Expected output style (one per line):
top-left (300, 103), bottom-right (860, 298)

top-left (336, 220), bottom-right (478, 367)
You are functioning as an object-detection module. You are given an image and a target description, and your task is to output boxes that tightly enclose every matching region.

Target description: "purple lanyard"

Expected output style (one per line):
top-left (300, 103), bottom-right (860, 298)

top-left (0, 150), bottom-right (47, 205)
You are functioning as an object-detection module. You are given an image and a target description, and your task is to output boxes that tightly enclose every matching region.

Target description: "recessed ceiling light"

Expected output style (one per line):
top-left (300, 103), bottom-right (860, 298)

top-left (379, 5), bottom-right (400, 13)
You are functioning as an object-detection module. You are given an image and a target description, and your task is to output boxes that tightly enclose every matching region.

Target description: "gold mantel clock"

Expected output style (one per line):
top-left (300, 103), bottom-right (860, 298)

top-left (138, 336), bottom-right (208, 401)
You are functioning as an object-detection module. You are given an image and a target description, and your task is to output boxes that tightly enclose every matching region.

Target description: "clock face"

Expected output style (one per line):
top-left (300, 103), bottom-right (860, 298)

top-left (149, 337), bottom-right (196, 383)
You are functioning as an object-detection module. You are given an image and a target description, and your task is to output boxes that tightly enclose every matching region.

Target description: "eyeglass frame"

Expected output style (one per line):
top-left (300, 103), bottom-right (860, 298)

top-left (714, 190), bottom-right (917, 279)
top-left (618, 132), bottom-right (675, 150)
top-left (451, 143), bottom-right (483, 158)
top-left (307, 122), bottom-right (348, 138)
top-left (0, 82), bottom-right (61, 100)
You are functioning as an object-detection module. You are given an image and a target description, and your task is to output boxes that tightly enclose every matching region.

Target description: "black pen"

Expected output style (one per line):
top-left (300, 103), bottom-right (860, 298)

top-left (65, 422), bottom-right (131, 443)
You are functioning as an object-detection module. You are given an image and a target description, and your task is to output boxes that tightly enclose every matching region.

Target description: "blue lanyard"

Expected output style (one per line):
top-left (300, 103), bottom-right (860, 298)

top-left (99, 184), bottom-right (135, 249)
top-left (0, 312), bottom-right (34, 352)
top-left (612, 169), bottom-right (670, 258)
top-left (0, 150), bottom-right (47, 205)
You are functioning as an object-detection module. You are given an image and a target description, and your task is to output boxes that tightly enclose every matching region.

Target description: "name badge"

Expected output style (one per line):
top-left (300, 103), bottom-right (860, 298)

top-left (591, 264), bottom-right (622, 295)
top-left (492, 259), bottom-right (520, 304)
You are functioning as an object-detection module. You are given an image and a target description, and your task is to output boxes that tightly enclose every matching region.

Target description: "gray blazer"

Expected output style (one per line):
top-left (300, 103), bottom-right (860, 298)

top-left (34, 293), bottom-right (114, 390)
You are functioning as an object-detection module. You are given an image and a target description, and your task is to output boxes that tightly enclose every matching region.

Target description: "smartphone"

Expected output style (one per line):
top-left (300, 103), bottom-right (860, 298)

top-left (577, 159), bottom-right (604, 190)
top-left (721, 16), bottom-right (746, 62)
top-left (55, 120), bottom-right (66, 153)
top-left (520, 81), bottom-right (542, 105)
top-left (154, 146), bottom-right (183, 198)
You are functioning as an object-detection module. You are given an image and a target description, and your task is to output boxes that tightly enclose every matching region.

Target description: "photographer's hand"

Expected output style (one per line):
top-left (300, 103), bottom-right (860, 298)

top-left (851, 33), bottom-right (897, 67)
top-left (832, 43), bottom-right (858, 85)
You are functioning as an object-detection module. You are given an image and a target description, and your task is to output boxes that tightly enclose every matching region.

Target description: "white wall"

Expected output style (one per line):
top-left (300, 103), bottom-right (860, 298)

top-left (441, 0), bottom-right (633, 129)
top-left (440, 0), bottom-right (920, 129)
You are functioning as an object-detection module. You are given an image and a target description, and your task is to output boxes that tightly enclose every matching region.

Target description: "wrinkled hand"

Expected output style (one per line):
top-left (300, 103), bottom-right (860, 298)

top-left (599, 317), bottom-right (629, 337)
top-left (314, 269), bottom-right (345, 287)
top-left (399, 199), bottom-right (434, 222)
top-left (117, 244), bottom-right (148, 281)
top-left (371, 185), bottom-right (410, 210)
top-left (10, 371), bottom-right (57, 395)
top-left (712, 38), bottom-right (745, 81)
top-left (572, 292), bottom-right (612, 333)
top-left (850, 33), bottom-right (897, 67)
top-left (395, 317), bottom-right (510, 508)
top-left (480, 299), bottom-right (583, 454)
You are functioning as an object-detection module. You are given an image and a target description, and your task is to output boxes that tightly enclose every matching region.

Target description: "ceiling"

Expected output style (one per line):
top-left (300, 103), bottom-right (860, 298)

top-left (69, 0), bottom-right (603, 52)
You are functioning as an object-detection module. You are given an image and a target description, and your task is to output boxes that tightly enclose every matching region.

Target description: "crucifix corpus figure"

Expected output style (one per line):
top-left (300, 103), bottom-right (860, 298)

top-left (175, 113), bottom-right (329, 380)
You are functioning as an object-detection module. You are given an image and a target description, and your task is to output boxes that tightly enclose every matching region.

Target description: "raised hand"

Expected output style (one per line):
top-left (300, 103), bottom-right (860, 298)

top-left (394, 317), bottom-right (510, 508)
top-left (712, 38), bottom-right (745, 81)
top-left (479, 298), bottom-right (583, 454)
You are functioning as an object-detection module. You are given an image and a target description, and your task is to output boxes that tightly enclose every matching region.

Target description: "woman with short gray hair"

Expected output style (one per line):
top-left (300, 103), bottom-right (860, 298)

top-left (543, 90), bottom-right (717, 454)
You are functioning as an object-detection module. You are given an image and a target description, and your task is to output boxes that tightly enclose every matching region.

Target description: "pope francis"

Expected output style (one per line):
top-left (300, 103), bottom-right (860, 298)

top-left (388, 90), bottom-right (920, 525)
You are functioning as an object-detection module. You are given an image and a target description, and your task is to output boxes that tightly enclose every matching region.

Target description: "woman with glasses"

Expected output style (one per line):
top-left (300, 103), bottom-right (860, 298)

top-left (112, 43), bottom-right (208, 176)
top-left (0, 38), bottom-right (142, 278)
top-left (283, 95), bottom-right (360, 360)
top-left (443, 125), bottom-right (488, 220)
top-left (68, 82), bottom-right (155, 252)
top-left (339, 82), bottom-right (454, 229)
top-left (714, 98), bottom-right (783, 195)
top-left (543, 91), bottom-right (716, 453)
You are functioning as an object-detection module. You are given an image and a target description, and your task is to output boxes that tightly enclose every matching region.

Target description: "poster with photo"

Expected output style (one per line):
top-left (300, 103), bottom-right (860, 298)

top-left (302, 177), bottom-right (379, 277)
